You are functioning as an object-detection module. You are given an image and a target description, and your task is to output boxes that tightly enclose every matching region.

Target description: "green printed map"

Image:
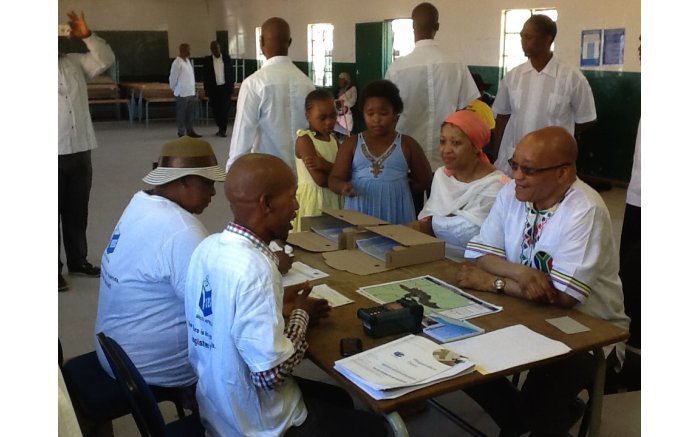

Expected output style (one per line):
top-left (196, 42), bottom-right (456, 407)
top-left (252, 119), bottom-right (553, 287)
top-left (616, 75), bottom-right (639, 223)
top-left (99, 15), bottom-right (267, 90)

top-left (358, 276), bottom-right (473, 315)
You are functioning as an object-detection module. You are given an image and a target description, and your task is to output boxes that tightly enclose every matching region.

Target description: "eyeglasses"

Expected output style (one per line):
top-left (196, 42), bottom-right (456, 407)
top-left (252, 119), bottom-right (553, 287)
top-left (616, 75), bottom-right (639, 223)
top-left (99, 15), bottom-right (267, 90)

top-left (508, 158), bottom-right (571, 176)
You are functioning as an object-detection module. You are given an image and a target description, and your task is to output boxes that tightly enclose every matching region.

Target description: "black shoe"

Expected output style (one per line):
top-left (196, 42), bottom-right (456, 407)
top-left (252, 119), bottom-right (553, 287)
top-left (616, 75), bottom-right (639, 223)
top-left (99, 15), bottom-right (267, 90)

top-left (215, 131), bottom-right (227, 137)
top-left (69, 262), bottom-right (101, 278)
top-left (187, 132), bottom-right (202, 138)
top-left (178, 132), bottom-right (184, 137)
top-left (59, 274), bottom-right (69, 292)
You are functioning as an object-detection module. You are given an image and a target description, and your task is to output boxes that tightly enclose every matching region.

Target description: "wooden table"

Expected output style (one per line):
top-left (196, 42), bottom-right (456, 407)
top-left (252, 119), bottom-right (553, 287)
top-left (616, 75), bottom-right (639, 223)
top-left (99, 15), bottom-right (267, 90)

top-left (294, 250), bottom-right (628, 436)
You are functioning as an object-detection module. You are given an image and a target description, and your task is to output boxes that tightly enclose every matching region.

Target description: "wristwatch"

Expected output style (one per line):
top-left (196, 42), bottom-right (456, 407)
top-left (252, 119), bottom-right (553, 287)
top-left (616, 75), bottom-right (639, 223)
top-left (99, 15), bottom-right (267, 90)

top-left (493, 278), bottom-right (506, 294)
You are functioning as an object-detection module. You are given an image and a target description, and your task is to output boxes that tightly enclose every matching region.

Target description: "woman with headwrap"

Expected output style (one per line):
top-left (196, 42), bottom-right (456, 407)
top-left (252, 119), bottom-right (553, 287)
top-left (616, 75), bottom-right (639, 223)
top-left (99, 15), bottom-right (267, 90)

top-left (411, 109), bottom-right (509, 251)
top-left (333, 72), bottom-right (356, 140)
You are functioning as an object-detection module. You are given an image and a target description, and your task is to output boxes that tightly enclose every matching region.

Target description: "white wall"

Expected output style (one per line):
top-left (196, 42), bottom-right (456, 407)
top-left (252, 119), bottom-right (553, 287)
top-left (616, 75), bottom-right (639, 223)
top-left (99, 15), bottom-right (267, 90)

top-left (58, 0), bottom-right (640, 72)
top-left (57, 0), bottom-right (242, 57)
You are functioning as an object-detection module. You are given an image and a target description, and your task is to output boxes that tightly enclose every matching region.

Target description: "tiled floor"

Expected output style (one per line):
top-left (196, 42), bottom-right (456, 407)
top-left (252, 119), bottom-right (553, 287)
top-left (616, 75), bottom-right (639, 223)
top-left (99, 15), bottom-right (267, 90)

top-left (58, 119), bottom-right (640, 436)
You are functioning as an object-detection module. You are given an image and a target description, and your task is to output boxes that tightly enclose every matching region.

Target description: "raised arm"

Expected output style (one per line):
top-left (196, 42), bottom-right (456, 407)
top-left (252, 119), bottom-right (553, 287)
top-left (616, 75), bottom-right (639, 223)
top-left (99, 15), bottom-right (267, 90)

top-left (66, 11), bottom-right (115, 79)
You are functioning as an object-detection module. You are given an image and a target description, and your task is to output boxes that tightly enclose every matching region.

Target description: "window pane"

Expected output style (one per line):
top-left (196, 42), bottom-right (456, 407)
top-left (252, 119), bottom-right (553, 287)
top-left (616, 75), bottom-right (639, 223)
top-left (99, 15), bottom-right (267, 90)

top-left (505, 9), bottom-right (531, 33)
top-left (504, 33), bottom-right (523, 58)
top-left (308, 23), bottom-right (333, 87)
top-left (255, 27), bottom-right (265, 68)
top-left (391, 19), bottom-right (414, 60)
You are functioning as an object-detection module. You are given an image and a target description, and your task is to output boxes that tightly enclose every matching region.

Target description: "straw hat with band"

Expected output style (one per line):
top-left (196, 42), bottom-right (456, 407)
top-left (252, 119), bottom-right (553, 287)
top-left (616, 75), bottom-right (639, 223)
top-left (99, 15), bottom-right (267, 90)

top-left (142, 136), bottom-right (227, 186)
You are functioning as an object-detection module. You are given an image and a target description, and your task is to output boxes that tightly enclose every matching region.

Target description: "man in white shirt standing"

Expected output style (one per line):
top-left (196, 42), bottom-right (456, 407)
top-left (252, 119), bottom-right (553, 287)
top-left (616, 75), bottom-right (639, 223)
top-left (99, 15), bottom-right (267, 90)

top-left (58, 10), bottom-right (115, 292)
top-left (226, 17), bottom-right (315, 172)
top-left (169, 43), bottom-right (201, 138)
top-left (385, 2), bottom-right (480, 212)
top-left (491, 14), bottom-right (597, 176)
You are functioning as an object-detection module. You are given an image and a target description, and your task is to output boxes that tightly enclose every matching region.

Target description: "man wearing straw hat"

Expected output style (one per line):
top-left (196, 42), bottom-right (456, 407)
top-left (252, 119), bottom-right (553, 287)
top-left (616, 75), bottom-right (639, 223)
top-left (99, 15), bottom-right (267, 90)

top-left (94, 136), bottom-right (226, 397)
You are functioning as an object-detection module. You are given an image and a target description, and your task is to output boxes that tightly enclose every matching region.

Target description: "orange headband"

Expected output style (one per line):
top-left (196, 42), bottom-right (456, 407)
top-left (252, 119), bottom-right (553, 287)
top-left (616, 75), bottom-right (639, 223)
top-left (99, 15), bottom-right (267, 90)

top-left (443, 110), bottom-right (491, 164)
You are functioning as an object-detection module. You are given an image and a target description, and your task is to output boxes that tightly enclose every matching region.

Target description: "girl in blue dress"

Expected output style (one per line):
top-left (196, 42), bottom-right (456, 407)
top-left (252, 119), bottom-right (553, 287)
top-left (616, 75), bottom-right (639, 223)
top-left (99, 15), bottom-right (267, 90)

top-left (329, 80), bottom-right (432, 224)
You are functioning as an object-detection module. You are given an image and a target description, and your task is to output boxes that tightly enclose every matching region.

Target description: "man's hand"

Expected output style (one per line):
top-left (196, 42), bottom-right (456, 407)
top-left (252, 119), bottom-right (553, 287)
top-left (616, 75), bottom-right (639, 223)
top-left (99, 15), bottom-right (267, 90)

top-left (67, 10), bottom-right (91, 39)
top-left (275, 251), bottom-right (293, 274)
top-left (456, 261), bottom-right (494, 291)
top-left (283, 281), bottom-right (331, 324)
top-left (514, 267), bottom-right (558, 304)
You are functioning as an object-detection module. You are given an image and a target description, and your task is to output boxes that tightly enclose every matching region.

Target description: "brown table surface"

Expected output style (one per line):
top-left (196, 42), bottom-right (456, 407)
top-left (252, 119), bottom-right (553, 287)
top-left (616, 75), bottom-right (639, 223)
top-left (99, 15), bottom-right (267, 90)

top-left (295, 249), bottom-right (629, 414)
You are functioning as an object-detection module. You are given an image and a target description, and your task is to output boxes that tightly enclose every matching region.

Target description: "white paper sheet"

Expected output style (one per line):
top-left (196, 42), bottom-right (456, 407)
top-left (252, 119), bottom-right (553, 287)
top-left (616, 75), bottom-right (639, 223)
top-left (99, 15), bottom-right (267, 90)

top-left (309, 284), bottom-right (353, 308)
top-left (446, 324), bottom-right (571, 374)
top-left (282, 262), bottom-right (329, 287)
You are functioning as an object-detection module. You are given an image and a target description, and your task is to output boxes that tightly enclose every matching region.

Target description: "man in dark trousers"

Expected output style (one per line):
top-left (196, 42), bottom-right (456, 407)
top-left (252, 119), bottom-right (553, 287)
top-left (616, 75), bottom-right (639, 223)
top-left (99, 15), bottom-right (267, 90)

top-left (203, 41), bottom-right (234, 137)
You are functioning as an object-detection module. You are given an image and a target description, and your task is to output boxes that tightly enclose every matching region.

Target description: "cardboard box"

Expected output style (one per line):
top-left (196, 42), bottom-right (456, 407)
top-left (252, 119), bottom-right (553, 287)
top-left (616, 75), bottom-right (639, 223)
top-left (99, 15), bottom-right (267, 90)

top-left (286, 209), bottom-right (388, 252)
top-left (322, 224), bottom-right (445, 274)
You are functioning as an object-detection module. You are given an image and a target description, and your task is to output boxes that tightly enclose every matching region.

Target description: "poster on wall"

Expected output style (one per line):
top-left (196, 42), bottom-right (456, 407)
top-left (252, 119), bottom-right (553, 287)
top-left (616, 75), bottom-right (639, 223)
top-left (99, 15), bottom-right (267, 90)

top-left (580, 29), bottom-right (602, 67)
top-left (603, 28), bottom-right (625, 65)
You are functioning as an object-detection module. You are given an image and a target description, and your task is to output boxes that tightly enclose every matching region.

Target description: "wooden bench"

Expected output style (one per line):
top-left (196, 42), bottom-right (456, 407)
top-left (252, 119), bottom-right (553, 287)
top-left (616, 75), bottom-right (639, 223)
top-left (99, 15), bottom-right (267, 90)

top-left (87, 83), bottom-right (133, 124)
top-left (141, 84), bottom-right (175, 126)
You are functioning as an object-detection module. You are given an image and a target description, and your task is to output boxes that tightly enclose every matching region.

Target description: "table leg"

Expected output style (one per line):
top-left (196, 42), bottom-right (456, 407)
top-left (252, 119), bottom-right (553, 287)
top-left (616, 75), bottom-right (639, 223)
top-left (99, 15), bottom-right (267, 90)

top-left (384, 411), bottom-right (409, 437)
top-left (583, 348), bottom-right (606, 437)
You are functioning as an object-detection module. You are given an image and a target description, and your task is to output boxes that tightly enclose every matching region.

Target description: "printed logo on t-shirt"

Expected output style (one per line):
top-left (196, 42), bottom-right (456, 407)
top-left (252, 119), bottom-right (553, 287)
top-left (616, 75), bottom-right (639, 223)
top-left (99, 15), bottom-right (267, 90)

top-left (106, 225), bottom-right (120, 254)
top-left (533, 251), bottom-right (553, 275)
top-left (199, 276), bottom-right (213, 317)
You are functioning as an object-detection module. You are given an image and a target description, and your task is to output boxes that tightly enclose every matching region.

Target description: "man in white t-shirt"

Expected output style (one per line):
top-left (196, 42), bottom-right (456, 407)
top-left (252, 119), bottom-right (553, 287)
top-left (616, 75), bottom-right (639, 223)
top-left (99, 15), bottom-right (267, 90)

top-left (95, 136), bottom-right (226, 401)
top-left (491, 14), bottom-right (597, 176)
top-left (456, 127), bottom-right (628, 437)
top-left (186, 154), bottom-right (387, 437)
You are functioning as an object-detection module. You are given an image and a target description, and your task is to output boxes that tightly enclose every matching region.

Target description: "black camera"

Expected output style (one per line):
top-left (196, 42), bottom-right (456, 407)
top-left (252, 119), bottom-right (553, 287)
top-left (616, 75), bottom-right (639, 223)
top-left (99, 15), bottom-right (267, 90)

top-left (357, 297), bottom-right (424, 338)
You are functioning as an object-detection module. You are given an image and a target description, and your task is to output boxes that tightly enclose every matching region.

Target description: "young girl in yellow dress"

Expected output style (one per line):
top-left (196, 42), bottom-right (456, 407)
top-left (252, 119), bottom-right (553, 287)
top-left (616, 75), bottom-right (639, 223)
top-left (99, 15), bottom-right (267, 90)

top-left (292, 90), bottom-right (343, 232)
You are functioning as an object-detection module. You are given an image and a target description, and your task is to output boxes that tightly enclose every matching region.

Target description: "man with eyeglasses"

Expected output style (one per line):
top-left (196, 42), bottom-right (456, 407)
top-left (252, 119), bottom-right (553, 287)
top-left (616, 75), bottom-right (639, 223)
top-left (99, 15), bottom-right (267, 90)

top-left (491, 14), bottom-right (596, 177)
top-left (456, 126), bottom-right (628, 437)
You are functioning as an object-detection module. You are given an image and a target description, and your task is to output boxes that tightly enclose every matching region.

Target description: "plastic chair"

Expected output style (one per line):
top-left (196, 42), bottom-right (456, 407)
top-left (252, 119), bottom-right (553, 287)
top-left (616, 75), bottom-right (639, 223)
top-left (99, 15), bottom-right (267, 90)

top-left (59, 339), bottom-right (188, 436)
top-left (96, 332), bottom-right (205, 437)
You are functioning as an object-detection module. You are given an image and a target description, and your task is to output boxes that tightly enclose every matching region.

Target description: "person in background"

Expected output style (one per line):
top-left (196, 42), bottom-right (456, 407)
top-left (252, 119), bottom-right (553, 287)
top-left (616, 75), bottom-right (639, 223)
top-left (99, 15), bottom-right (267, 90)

top-left (185, 153), bottom-right (387, 436)
top-left (491, 14), bottom-right (596, 176)
top-left (334, 72), bottom-right (357, 141)
top-left (457, 126), bottom-right (628, 437)
top-left (329, 80), bottom-right (432, 224)
top-left (59, 10), bottom-right (115, 291)
top-left (410, 110), bottom-right (507, 255)
top-left (95, 136), bottom-right (226, 406)
top-left (385, 2), bottom-right (480, 213)
top-left (203, 41), bottom-right (235, 137)
top-left (227, 17), bottom-right (315, 172)
top-left (293, 90), bottom-right (343, 232)
top-left (169, 43), bottom-right (201, 138)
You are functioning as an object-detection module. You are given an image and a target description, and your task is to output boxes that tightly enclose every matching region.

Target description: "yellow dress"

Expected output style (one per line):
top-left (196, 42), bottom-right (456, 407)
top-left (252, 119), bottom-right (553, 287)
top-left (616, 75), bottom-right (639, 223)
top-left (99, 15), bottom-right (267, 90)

top-left (292, 129), bottom-right (343, 232)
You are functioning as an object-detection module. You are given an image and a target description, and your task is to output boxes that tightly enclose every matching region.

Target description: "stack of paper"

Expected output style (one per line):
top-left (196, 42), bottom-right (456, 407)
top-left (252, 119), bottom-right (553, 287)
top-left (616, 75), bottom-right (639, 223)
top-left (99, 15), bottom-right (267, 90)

top-left (445, 324), bottom-right (571, 374)
top-left (334, 335), bottom-right (475, 399)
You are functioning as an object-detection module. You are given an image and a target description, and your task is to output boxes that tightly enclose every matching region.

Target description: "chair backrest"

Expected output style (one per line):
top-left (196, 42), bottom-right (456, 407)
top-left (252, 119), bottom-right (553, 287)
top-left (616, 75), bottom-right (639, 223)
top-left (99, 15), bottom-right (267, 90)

top-left (96, 332), bottom-right (167, 437)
